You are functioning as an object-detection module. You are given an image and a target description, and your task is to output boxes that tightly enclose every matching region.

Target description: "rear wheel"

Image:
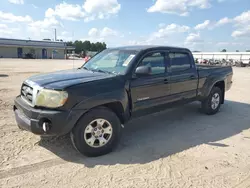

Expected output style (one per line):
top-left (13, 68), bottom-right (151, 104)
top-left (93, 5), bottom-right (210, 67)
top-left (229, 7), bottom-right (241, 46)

top-left (71, 107), bottom-right (122, 157)
top-left (201, 87), bottom-right (222, 115)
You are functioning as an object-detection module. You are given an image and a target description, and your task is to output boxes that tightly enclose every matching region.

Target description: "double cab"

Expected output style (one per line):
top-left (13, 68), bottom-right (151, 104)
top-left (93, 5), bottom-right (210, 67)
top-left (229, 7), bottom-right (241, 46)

top-left (14, 46), bottom-right (233, 157)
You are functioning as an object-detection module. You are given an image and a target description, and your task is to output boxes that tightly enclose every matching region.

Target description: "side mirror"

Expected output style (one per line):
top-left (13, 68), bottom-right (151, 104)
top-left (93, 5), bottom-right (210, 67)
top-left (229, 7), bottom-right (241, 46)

top-left (135, 66), bottom-right (151, 76)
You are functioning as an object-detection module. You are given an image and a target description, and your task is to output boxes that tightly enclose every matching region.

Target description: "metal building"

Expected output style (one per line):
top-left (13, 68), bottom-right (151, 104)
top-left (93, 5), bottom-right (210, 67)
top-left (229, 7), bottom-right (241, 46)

top-left (0, 38), bottom-right (74, 59)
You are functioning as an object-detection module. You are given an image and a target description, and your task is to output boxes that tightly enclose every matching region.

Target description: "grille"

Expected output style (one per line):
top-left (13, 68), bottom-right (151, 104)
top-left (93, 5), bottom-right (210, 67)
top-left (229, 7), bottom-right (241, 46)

top-left (21, 83), bottom-right (33, 104)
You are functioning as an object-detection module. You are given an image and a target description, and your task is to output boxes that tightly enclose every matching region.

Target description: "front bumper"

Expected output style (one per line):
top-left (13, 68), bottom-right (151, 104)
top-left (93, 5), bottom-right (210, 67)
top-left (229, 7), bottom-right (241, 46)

top-left (14, 96), bottom-right (84, 136)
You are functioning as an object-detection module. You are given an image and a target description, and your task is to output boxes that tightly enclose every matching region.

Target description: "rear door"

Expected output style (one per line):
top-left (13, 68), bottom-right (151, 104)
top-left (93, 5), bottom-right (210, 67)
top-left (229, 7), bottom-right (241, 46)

top-left (130, 50), bottom-right (170, 114)
top-left (168, 51), bottom-right (198, 100)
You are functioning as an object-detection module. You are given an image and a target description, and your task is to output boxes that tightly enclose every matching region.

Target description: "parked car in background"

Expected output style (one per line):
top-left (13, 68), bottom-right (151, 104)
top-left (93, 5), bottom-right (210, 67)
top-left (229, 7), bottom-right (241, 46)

top-left (23, 53), bottom-right (35, 59)
top-left (242, 59), bottom-right (250, 67)
top-left (202, 59), bottom-right (208, 64)
top-left (67, 54), bottom-right (83, 60)
top-left (84, 55), bottom-right (91, 63)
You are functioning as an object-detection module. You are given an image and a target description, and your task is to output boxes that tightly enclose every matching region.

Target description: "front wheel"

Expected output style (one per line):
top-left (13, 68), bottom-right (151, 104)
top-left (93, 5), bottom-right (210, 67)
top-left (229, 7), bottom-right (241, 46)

top-left (71, 107), bottom-right (122, 157)
top-left (201, 87), bottom-right (222, 115)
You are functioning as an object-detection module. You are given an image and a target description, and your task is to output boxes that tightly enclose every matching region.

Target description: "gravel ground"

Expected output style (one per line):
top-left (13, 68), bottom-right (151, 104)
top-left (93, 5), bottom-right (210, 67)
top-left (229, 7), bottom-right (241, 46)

top-left (0, 59), bottom-right (250, 188)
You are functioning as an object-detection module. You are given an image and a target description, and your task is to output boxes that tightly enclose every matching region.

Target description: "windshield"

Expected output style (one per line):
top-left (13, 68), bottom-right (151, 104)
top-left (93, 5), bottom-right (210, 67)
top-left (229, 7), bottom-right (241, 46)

top-left (82, 49), bottom-right (138, 75)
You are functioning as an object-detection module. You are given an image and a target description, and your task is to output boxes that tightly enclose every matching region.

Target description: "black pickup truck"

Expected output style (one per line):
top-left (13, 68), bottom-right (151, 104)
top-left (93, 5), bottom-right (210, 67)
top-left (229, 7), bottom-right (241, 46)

top-left (14, 46), bottom-right (233, 157)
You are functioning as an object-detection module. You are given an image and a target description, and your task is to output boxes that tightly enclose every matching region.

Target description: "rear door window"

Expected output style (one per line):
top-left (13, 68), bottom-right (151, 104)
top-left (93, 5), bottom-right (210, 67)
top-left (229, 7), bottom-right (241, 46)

top-left (169, 52), bottom-right (191, 72)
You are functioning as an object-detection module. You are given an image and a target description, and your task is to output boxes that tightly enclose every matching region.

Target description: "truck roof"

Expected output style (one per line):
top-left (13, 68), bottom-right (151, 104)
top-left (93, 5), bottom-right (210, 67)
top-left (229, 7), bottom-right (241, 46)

top-left (110, 45), bottom-right (190, 52)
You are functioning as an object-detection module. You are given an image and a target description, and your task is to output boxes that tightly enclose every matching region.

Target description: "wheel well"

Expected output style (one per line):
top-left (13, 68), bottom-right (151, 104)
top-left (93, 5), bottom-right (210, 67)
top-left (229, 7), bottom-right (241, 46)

top-left (103, 102), bottom-right (125, 124)
top-left (72, 102), bottom-right (125, 133)
top-left (214, 81), bottom-right (225, 104)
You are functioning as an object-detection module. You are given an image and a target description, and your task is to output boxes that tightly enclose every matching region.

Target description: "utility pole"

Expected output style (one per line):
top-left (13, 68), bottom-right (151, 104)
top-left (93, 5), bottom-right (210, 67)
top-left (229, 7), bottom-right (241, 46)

top-left (55, 28), bottom-right (57, 41)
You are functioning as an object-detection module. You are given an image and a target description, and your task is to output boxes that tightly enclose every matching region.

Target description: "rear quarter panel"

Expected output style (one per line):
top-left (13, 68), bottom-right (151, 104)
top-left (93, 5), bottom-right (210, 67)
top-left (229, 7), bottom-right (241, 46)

top-left (197, 65), bottom-right (233, 98)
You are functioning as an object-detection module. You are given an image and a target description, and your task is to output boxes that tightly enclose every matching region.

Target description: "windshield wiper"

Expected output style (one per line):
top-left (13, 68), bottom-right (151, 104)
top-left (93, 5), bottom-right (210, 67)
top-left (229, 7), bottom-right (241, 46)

top-left (81, 67), bottom-right (89, 70)
top-left (93, 69), bottom-right (114, 74)
top-left (81, 67), bottom-right (115, 74)
top-left (80, 67), bottom-right (95, 72)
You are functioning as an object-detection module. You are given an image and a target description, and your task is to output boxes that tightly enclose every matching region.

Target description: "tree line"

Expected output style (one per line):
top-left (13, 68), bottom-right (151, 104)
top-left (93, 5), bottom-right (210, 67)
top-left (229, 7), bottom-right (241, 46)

top-left (66, 40), bottom-right (107, 54)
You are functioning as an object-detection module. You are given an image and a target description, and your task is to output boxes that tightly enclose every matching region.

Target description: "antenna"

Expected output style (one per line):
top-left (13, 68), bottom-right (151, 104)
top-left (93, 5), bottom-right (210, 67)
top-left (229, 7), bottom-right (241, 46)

top-left (72, 30), bottom-right (75, 69)
top-left (73, 51), bottom-right (75, 69)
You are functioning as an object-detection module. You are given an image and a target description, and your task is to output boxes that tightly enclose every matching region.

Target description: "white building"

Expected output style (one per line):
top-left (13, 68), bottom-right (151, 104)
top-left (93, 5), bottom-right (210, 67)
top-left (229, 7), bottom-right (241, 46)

top-left (192, 52), bottom-right (250, 64)
top-left (0, 38), bottom-right (74, 59)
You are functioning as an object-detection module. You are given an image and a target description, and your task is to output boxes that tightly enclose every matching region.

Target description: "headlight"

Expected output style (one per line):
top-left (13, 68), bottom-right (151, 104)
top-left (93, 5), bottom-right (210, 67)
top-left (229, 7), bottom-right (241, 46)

top-left (35, 89), bottom-right (68, 108)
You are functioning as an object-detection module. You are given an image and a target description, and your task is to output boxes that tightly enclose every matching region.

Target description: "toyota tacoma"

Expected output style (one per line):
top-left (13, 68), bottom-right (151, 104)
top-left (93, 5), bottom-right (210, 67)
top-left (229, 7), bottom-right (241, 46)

top-left (14, 46), bottom-right (233, 157)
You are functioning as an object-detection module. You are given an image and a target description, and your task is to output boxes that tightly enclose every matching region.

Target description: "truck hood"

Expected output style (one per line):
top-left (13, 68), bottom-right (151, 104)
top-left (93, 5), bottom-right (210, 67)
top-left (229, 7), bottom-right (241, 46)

top-left (27, 69), bottom-right (115, 89)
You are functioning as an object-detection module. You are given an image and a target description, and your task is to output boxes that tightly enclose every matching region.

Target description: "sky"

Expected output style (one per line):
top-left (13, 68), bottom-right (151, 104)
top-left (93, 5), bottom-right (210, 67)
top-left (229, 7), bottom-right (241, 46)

top-left (0, 0), bottom-right (250, 51)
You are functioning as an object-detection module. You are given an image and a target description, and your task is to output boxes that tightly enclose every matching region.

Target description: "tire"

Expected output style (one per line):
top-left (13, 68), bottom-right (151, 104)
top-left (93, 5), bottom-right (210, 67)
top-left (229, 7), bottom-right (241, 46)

top-left (201, 87), bottom-right (222, 115)
top-left (71, 107), bottom-right (122, 157)
top-left (241, 62), bottom-right (246, 67)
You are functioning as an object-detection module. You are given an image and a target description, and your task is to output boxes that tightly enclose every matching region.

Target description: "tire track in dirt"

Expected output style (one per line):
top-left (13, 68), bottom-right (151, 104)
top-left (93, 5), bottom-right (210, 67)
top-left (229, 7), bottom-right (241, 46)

top-left (0, 99), bottom-right (13, 110)
top-left (0, 158), bottom-right (67, 180)
top-left (234, 174), bottom-right (250, 188)
top-left (0, 89), bottom-right (13, 92)
top-left (0, 125), bottom-right (17, 132)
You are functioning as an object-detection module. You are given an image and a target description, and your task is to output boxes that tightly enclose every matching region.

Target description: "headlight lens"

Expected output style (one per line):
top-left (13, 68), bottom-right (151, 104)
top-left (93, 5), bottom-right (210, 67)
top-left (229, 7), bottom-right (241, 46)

top-left (35, 89), bottom-right (68, 108)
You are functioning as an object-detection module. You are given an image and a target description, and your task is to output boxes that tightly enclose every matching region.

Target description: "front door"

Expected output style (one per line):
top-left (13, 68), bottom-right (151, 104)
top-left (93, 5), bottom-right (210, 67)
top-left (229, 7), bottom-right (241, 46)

top-left (130, 51), bottom-right (170, 116)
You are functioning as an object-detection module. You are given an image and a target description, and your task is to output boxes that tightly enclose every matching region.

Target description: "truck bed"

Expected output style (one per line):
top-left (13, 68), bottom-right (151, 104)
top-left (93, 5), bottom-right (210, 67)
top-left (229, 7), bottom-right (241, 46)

top-left (196, 64), bottom-right (233, 93)
top-left (197, 64), bottom-right (232, 76)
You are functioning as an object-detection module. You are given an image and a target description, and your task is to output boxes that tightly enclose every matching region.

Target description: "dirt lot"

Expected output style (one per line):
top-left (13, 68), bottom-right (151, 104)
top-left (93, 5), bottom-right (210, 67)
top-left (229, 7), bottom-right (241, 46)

top-left (0, 59), bottom-right (250, 188)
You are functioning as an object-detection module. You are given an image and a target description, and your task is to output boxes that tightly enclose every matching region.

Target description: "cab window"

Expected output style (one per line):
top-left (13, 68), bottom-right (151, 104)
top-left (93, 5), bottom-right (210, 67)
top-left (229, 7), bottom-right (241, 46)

top-left (169, 52), bottom-right (191, 72)
top-left (140, 52), bottom-right (165, 75)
